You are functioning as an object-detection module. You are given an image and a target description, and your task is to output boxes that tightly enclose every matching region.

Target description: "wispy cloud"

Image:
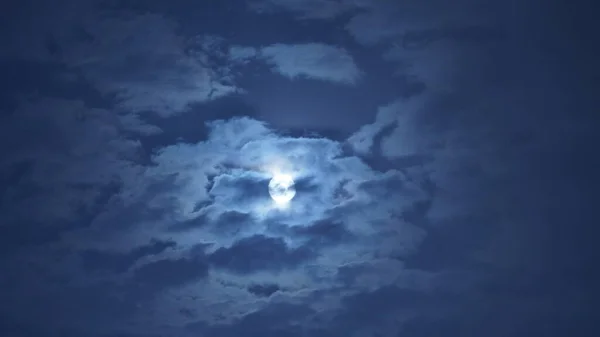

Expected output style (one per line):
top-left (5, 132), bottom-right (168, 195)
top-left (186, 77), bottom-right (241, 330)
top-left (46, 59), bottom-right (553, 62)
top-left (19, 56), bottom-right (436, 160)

top-left (247, 0), bottom-right (362, 19)
top-left (57, 14), bottom-right (238, 116)
top-left (259, 43), bottom-right (362, 85)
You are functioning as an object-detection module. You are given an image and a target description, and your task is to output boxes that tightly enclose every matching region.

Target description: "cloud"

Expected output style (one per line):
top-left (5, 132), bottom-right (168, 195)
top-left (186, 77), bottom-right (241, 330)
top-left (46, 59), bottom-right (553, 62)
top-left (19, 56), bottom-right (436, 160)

top-left (344, 0), bottom-right (499, 46)
top-left (81, 239), bottom-right (176, 273)
top-left (209, 211), bottom-right (255, 236)
top-left (197, 301), bottom-right (315, 337)
top-left (0, 98), bottom-right (145, 251)
top-left (207, 117), bottom-right (274, 149)
top-left (247, 283), bottom-right (281, 297)
top-left (0, 0), bottom-right (96, 61)
top-left (58, 13), bottom-right (237, 116)
top-left (1, 92), bottom-right (539, 337)
top-left (247, 0), bottom-right (363, 19)
top-left (248, 0), bottom-right (497, 46)
top-left (209, 234), bottom-right (314, 274)
top-left (1, 67), bottom-right (517, 337)
top-left (289, 219), bottom-right (355, 245)
top-left (320, 284), bottom-right (458, 336)
top-left (3, 97), bottom-right (585, 336)
top-left (28, 115), bottom-right (431, 332)
top-left (346, 94), bottom-right (469, 162)
top-left (228, 46), bottom-right (259, 64)
top-left (345, 100), bottom-right (400, 155)
top-left (382, 29), bottom-right (507, 94)
top-left (209, 171), bottom-right (273, 212)
top-left (2, 1), bottom-right (596, 336)
top-left (259, 43), bottom-right (362, 85)
top-left (4, 6), bottom-right (241, 116)
top-left (132, 256), bottom-right (210, 290)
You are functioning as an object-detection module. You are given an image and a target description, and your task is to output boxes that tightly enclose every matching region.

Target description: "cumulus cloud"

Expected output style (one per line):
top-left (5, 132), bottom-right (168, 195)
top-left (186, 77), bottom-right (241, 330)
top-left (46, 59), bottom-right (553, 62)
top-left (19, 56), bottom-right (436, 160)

top-left (2, 82), bottom-right (576, 337)
top-left (0, 113), bottom-right (436, 333)
top-left (259, 43), bottom-right (362, 85)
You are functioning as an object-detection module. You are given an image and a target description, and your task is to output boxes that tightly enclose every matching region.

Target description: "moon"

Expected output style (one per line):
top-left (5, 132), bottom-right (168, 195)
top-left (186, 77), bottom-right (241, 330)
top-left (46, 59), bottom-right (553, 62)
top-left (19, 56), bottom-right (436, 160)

top-left (268, 174), bottom-right (296, 205)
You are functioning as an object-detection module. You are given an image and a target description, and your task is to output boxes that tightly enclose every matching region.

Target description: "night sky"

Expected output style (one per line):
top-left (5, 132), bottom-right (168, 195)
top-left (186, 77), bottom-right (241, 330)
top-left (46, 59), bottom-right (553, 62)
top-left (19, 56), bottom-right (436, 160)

top-left (0, 0), bottom-right (598, 336)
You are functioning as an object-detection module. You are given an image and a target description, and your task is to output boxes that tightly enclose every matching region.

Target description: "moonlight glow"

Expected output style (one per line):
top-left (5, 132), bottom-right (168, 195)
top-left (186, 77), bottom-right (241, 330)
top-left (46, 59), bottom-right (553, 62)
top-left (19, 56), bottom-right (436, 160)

top-left (268, 174), bottom-right (296, 205)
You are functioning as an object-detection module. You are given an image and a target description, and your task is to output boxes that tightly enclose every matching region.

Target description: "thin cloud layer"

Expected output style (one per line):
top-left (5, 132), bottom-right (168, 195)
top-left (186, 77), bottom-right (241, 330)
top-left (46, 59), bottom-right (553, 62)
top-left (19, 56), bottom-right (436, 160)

top-left (259, 43), bottom-right (362, 85)
top-left (3, 8), bottom-right (240, 117)
top-left (247, 0), bottom-right (363, 19)
top-left (0, 98), bottom-right (143, 230)
top-left (345, 0), bottom-right (497, 45)
top-left (63, 14), bottom-right (238, 115)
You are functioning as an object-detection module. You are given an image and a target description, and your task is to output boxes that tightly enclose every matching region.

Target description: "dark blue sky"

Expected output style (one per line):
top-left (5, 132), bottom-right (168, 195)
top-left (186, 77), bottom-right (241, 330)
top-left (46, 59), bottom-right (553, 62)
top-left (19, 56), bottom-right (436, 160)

top-left (0, 0), bottom-right (598, 336)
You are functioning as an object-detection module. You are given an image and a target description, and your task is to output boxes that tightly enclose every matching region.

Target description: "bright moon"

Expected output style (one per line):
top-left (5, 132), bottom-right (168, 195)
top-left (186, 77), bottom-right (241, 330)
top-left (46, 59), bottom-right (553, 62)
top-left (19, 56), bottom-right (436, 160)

top-left (268, 174), bottom-right (296, 205)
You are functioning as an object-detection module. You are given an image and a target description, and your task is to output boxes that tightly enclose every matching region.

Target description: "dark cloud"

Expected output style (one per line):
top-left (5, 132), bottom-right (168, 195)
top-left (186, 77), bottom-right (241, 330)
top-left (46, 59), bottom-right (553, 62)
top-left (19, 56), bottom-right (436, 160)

top-left (0, 98), bottom-right (142, 226)
top-left (198, 302), bottom-right (315, 337)
top-left (335, 285), bottom-right (426, 324)
top-left (81, 239), bottom-right (176, 273)
top-left (403, 215), bottom-right (490, 271)
top-left (209, 211), bottom-right (254, 236)
top-left (209, 234), bottom-right (314, 273)
top-left (132, 256), bottom-right (209, 290)
top-left (247, 0), bottom-right (361, 19)
top-left (167, 212), bottom-right (209, 233)
top-left (247, 283), bottom-right (281, 297)
top-left (290, 219), bottom-right (354, 245)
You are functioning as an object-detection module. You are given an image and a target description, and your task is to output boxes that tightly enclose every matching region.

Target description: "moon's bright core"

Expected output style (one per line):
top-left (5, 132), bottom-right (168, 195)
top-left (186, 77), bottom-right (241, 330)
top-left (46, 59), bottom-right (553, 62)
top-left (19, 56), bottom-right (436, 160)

top-left (268, 174), bottom-right (296, 205)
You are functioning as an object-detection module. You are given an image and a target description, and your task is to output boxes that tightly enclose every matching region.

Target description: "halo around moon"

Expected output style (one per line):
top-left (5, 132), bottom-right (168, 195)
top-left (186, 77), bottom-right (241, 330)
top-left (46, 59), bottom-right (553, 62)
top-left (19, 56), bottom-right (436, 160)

top-left (268, 174), bottom-right (296, 205)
